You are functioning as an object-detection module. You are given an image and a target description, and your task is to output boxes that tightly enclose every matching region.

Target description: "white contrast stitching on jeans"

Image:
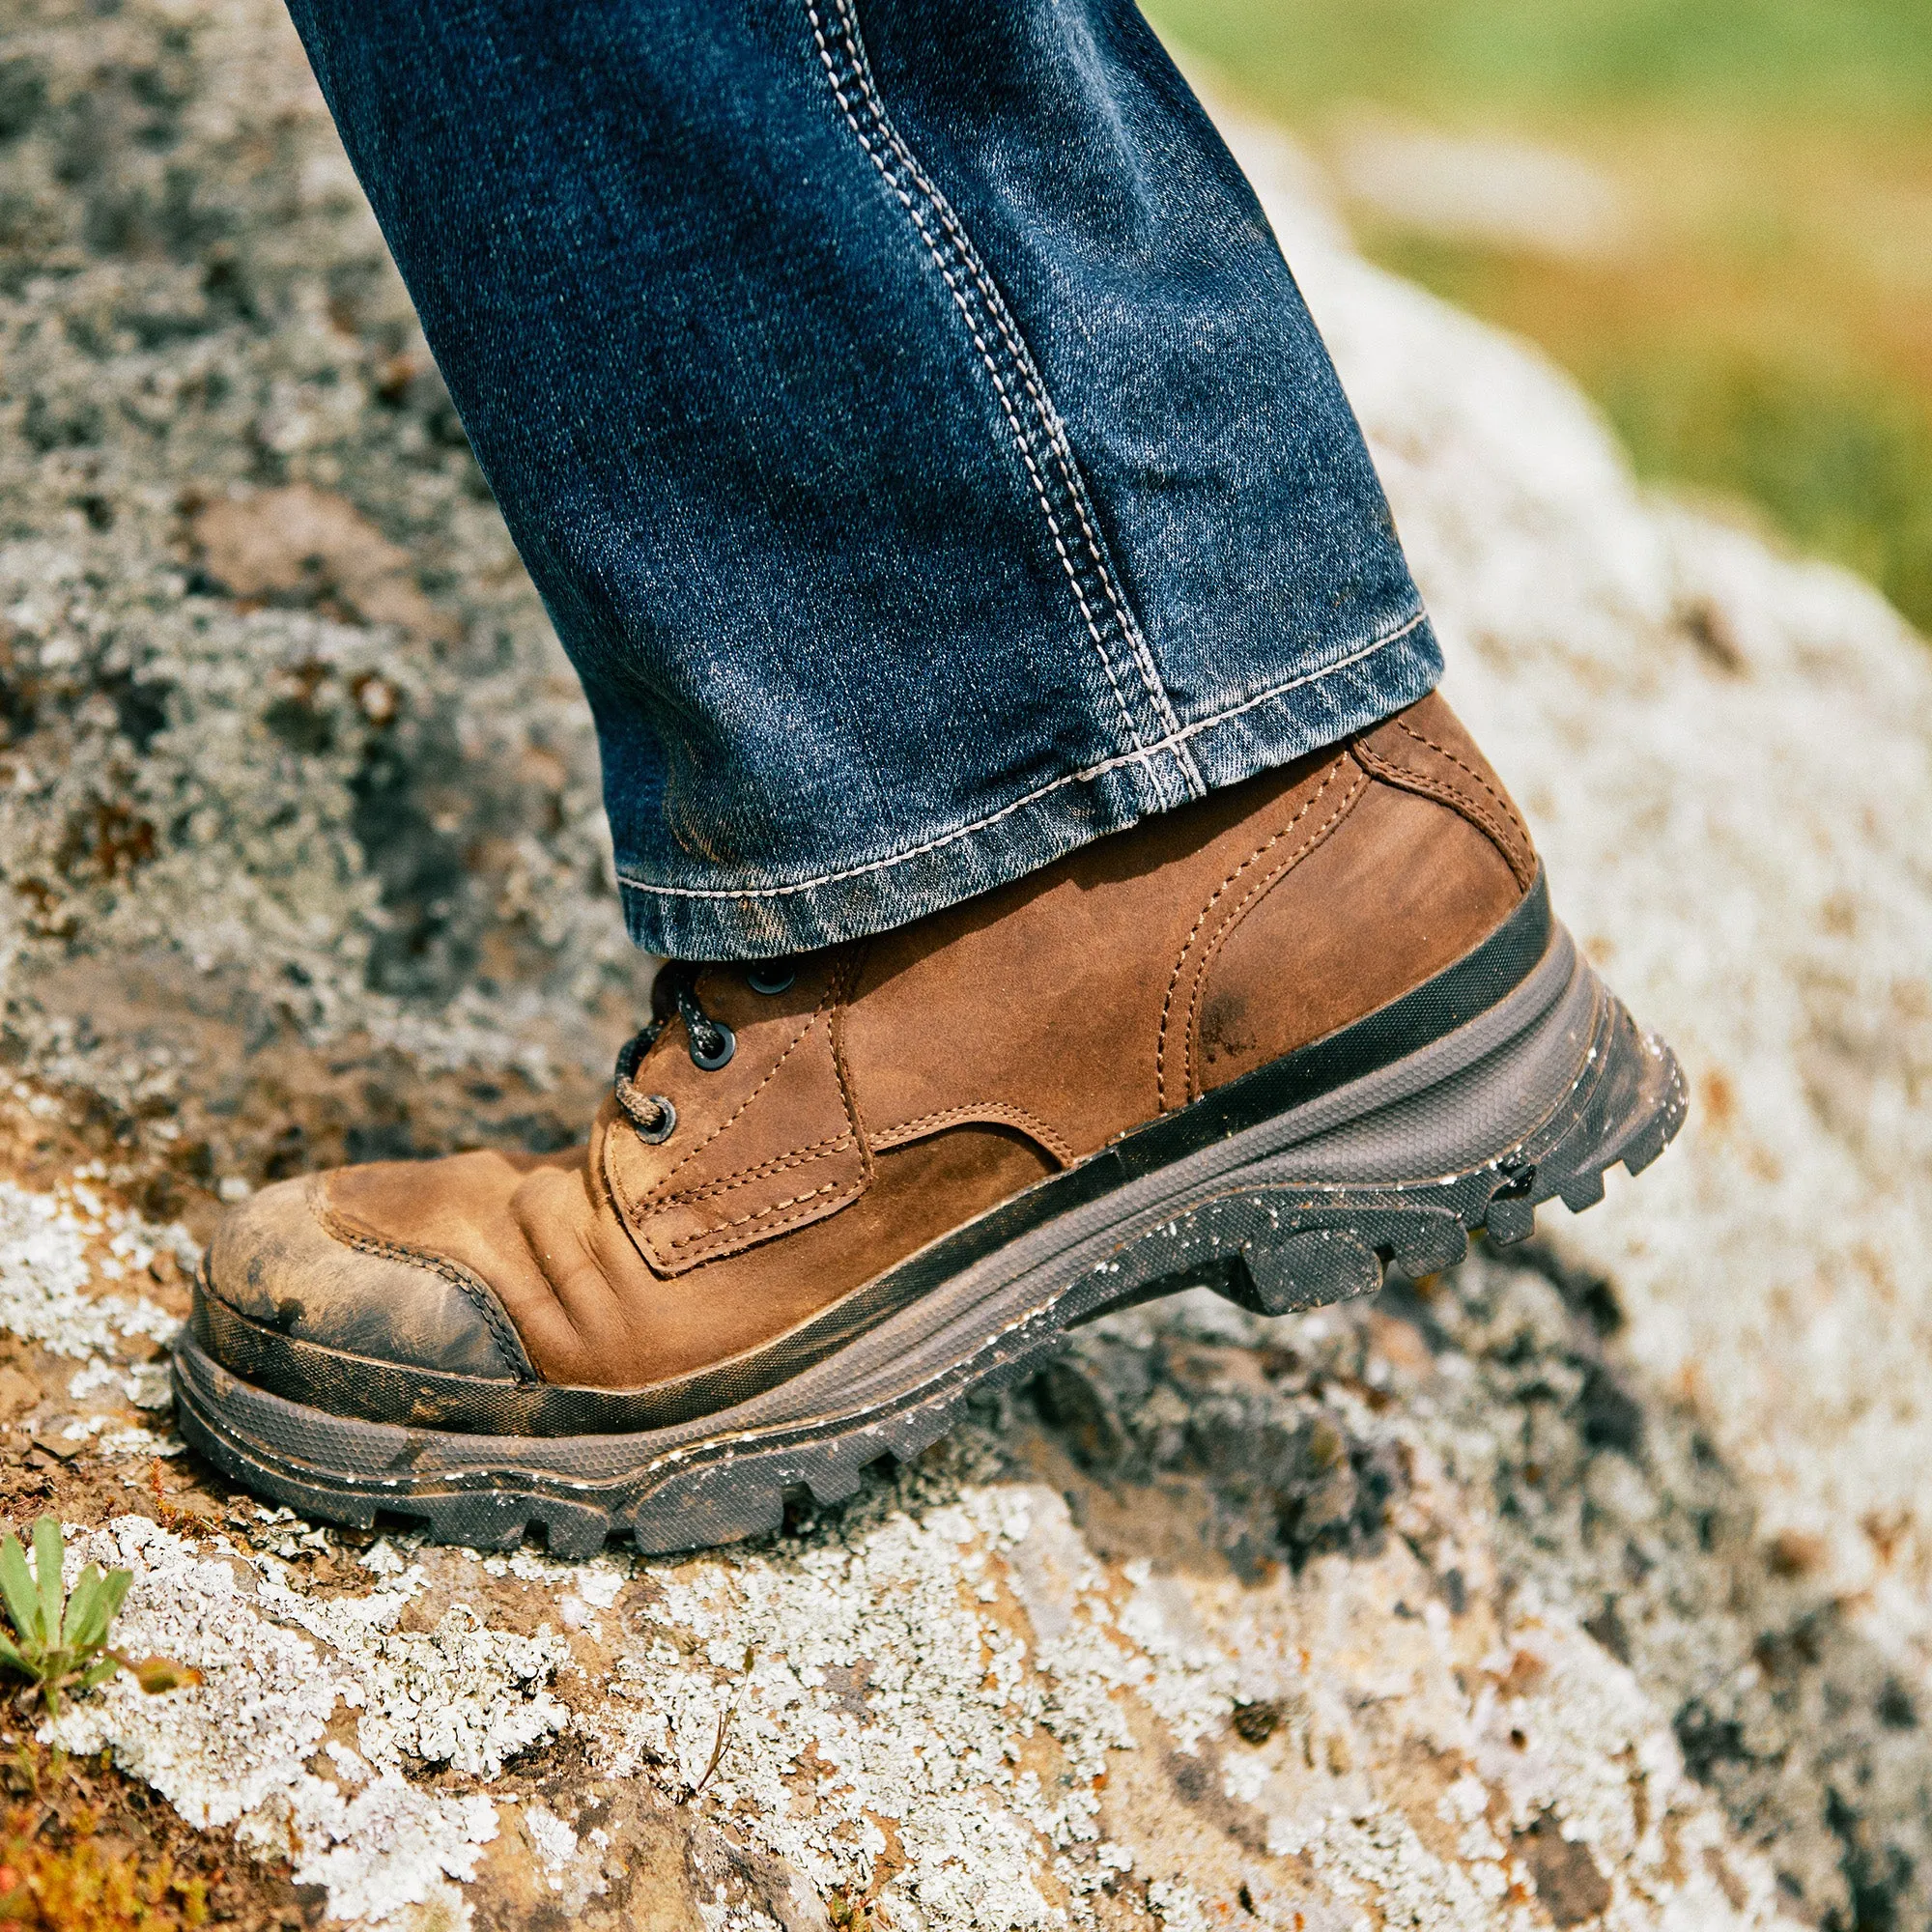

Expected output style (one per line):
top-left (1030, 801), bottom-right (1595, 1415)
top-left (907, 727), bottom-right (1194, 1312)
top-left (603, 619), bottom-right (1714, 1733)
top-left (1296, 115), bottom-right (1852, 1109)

top-left (818, 0), bottom-right (1203, 799)
top-left (616, 608), bottom-right (1428, 901)
top-left (806, 0), bottom-right (1181, 804)
top-left (895, 20), bottom-right (1206, 798)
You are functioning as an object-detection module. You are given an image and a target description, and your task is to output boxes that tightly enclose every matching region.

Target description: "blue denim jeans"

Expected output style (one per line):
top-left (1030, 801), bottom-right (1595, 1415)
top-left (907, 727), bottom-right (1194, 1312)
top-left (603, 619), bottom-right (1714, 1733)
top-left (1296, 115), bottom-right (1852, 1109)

top-left (285, 0), bottom-right (1442, 958)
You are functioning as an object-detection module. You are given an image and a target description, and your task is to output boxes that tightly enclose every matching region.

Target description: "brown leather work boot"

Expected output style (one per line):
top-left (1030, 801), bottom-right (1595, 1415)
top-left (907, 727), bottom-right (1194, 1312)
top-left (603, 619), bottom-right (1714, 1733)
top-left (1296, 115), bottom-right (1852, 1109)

top-left (174, 694), bottom-right (1685, 1555)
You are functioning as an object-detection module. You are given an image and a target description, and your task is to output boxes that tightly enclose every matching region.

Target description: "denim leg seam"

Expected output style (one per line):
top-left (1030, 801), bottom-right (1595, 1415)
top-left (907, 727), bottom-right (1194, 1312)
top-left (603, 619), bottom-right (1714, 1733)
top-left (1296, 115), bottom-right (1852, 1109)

top-left (815, 5), bottom-right (1202, 797)
top-left (616, 606), bottom-right (1427, 900)
top-left (805, 0), bottom-right (1153, 792)
top-left (806, 0), bottom-right (1193, 806)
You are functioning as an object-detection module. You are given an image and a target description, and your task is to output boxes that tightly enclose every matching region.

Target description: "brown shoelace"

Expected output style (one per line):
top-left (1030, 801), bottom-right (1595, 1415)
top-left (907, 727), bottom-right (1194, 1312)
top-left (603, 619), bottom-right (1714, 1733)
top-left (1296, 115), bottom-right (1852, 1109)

top-left (612, 961), bottom-right (740, 1143)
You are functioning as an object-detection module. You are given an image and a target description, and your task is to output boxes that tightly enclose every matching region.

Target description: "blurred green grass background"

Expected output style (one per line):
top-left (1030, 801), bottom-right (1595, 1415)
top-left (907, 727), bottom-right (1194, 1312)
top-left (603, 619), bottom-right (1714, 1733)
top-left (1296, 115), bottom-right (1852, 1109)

top-left (1144, 0), bottom-right (1932, 630)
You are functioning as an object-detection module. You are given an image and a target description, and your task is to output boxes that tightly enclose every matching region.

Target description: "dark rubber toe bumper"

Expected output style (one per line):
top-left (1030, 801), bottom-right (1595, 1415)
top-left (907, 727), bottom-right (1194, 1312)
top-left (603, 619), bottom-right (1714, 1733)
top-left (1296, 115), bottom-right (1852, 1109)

top-left (196, 1177), bottom-right (535, 1424)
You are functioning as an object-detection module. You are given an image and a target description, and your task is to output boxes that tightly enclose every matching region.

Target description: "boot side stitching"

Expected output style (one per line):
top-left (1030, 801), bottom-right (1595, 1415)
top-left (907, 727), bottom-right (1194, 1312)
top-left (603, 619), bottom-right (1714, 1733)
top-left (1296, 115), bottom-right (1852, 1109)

top-left (661, 1133), bottom-right (858, 1209)
top-left (1155, 755), bottom-right (1350, 1110)
top-left (827, 945), bottom-right (876, 1177)
top-left (604, 1017), bottom-right (811, 1223)
top-left (653, 972), bottom-right (873, 1259)
top-left (654, 1176), bottom-right (867, 1262)
top-left (309, 1191), bottom-right (535, 1382)
top-left (805, 0), bottom-right (1183, 801)
top-left (658, 1172), bottom-right (857, 1252)
top-left (1391, 716), bottom-right (1532, 849)
top-left (629, 990), bottom-right (831, 1205)
top-left (1177, 772), bottom-right (1369, 1101)
top-left (1352, 738), bottom-right (1537, 889)
top-left (870, 1103), bottom-right (1075, 1168)
top-left (653, 1011), bottom-right (819, 1190)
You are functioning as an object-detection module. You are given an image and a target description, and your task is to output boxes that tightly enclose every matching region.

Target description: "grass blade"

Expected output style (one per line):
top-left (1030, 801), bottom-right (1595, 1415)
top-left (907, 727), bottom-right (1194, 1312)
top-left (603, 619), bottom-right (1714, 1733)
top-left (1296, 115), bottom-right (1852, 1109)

top-left (30, 1520), bottom-right (64, 1650)
top-left (99, 1568), bottom-right (131, 1623)
top-left (62, 1567), bottom-right (101, 1648)
top-left (72, 1566), bottom-right (129, 1652)
top-left (0, 1534), bottom-right (41, 1647)
top-left (64, 1562), bottom-right (134, 1655)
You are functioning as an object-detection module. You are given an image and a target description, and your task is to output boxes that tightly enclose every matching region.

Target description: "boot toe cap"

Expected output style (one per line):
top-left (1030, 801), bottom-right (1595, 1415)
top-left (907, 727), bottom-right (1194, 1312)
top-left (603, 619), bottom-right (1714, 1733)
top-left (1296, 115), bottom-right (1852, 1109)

top-left (201, 1176), bottom-right (532, 1382)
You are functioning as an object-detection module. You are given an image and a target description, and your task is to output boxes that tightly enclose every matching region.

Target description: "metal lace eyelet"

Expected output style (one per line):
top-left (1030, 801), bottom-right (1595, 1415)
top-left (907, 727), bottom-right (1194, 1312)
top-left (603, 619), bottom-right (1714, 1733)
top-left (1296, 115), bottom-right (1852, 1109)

top-left (689, 1019), bottom-right (736, 1071)
top-left (634, 1095), bottom-right (677, 1144)
top-left (748, 965), bottom-right (795, 996)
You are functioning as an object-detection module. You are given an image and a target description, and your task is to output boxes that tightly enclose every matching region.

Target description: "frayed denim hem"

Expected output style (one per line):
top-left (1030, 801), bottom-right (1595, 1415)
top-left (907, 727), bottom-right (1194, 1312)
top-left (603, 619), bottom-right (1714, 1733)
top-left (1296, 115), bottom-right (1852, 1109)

top-left (616, 612), bottom-right (1444, 960)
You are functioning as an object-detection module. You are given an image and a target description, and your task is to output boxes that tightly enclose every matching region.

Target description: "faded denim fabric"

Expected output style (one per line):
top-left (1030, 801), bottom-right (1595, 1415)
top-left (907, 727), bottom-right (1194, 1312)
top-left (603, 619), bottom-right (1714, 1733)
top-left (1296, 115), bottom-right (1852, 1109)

top-left (284, 0), bottom-right (1443, 958)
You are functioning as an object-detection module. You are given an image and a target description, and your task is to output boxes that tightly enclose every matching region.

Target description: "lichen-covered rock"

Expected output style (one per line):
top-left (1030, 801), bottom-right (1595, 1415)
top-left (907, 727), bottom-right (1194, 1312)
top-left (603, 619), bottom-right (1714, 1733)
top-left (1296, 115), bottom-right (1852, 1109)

top-left (0, 0), bottom-right (654, 1197)
top-left (0, 6), bottom-right (1929, 1928)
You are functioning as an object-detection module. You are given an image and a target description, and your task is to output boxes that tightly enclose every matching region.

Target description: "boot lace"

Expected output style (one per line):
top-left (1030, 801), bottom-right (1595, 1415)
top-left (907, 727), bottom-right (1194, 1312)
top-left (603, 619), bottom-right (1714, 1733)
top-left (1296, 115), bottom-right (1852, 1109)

top-left (612, 961), bottom-right (758, 1144)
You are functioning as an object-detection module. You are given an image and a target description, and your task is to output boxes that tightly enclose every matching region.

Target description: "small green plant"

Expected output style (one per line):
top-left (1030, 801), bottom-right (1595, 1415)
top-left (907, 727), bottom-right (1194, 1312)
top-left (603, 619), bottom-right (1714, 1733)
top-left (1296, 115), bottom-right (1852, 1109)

top-left (0, 1520), bottom-right (191, 1719)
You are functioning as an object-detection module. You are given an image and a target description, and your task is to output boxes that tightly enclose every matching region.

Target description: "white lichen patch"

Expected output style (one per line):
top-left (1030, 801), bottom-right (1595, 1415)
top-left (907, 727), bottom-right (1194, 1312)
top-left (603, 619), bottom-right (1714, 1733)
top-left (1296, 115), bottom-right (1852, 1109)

top-left (69, 1357), bottom-right (177, 1410)
top-left (0, 1174), bottom-right (194, 1457)
top-left (52, 1518), bottom-right (566, 1926)
top-left (509, 1799), bottom-right (614, 1916)
top-left (521, 1802), bottom-right (577, 1878)
top-left (1056, 1474), bottom-right (1797, 1930)
top-left (591, 1461), bottom-right (1074, 1929)
top-left (0, 1178), bottom-right (185, 1362)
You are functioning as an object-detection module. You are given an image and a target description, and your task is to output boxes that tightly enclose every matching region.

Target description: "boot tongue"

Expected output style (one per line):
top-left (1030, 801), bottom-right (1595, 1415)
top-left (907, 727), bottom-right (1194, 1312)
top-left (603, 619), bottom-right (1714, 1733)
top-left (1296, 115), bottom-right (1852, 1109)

top-left (596, 955), bottom-right (874, 1278)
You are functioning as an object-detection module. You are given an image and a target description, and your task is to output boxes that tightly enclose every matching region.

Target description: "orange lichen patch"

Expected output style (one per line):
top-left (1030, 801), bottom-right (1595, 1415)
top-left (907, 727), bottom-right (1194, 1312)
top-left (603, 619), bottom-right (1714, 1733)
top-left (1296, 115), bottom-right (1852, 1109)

top-left (53, 806), bottom-right (158, 889)
top-left (1494, 1648), bottom-right (1549, 1699)
top-left (1366, 1308), bottom-right (1436, 1381)
top-left (1861, 1511), bottom-right (1912, 1567)
top-left (0, 1741), bottom-right (284, 1932)
top-left (0, 1801), bottom-right (207, 1931)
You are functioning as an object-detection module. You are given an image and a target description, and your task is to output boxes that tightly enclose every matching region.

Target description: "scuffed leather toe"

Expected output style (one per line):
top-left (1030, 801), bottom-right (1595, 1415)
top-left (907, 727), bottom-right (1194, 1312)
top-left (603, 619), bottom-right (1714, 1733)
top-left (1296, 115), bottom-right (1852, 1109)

top-left (203, 1175), bottom-right (534, 1381)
